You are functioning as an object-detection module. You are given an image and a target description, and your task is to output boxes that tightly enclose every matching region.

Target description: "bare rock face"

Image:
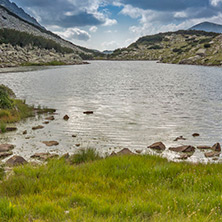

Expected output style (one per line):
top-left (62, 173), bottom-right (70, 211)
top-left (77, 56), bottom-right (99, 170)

top-left (211, 143), bottom-right (221, 152)
top-left (117, 148), bottom-right (134, 155)
top-left (148, 142), bottom-right (166, 151)
top-left (32, 125), bottom-right (44, 130)
top-left (6, 155), bottom-right (27, 166)
top-left (42, 141), bottom-right (59, 146)
top-left (169, 145), bottom-right (195, 153)
top-left (0, 144), bottom-right (14, 152)
top-left (204, 151), bottom-right (220, 158)
top-left (31, 153), bottom-right (59, 161)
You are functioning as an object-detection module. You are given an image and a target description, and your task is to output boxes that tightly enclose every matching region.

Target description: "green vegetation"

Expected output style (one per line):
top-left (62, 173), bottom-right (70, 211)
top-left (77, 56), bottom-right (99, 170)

top-left (0, 153), bottom-right (222, 221)
top-left (21, 61), bottom-right (66, 66)
top-left (0, 84), bottom-right (54, 125)
top-left (0, 29), bottom-right (73, 54)
top-left (70, 148), bottom-right (101, 164)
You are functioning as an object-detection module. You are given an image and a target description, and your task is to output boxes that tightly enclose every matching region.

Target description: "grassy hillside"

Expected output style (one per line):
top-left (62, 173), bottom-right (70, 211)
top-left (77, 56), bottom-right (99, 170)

top-left (108, 30), bottom-right (222, 66)
top-left (0, 152), bottom-right (222, 221)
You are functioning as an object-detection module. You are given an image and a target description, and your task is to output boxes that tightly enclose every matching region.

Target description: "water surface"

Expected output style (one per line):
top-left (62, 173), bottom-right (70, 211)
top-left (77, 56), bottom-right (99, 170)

top-left (1, 61), bottom-right (222, 163)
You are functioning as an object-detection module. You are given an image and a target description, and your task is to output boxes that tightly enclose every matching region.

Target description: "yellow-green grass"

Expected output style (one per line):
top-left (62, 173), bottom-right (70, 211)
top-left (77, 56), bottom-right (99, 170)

top-left (0, 154), bottom-right (222, 221)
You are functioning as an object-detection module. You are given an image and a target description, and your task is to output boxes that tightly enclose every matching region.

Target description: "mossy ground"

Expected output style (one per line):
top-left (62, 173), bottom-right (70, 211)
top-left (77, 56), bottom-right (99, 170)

top-left (0, 154), bottom-right (222, 221)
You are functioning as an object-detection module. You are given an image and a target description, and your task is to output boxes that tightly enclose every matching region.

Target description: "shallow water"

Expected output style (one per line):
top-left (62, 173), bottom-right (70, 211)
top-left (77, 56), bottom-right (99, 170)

top-left (1, 61), bottom-right (222, 163)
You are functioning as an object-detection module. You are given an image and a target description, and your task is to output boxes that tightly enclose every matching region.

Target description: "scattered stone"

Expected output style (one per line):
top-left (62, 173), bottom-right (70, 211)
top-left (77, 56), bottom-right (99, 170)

top-left (197, 146), bottom-right (211, 150)
top-left (6, 127), bottom-right (17, 132)
top-left (117, 148), bottom-right (134, 155)
top-left (42, 141), bottom-right (59, 146)
top-left (32, 125), bottom-right (44, 130)
top-left (45, 116), bottom-right (55, 121)
top-left (136, 150), bottom-right (142, 154)
top-left (6, 155), bottom-right (27, 166)
top-left (75, 144), bottom-right (80, 147)
top-left (204, 151), bottom-right (220, 158)
top-left (0, 151), bottom-right (13, 159)
top-left (212, 143), bottom-right (221, 152)
top-left (0, 144), bottom-right (14, 152)
top-left (110, 151), bottom-right (117, 156)
top-left (25, 137), bottom-right (31, 140)
top-left (148, 142), bottom-right (166, 151)
top-left (169, 145), bottom-right (195, 153)
top-left (192, 133), bottom-right (200, 137)
top-left (43, 121), bottom-right (49, 124)
top-left (83, 111), bottom-right (94, 115)
top-left (213, 158), bottom-right (219, 161)
top-left (63, 115), bottom-right (69, 120)
top-left (72, 135), bottom-right (77, 138)
top-left (174, 136), bottom-right (186, 141)
top-left (177, 153), bottom-right (193, 160)
top-left (23, 130), bottom-right (27, 135)
top-left (31, 153), bottom-right (59, 161)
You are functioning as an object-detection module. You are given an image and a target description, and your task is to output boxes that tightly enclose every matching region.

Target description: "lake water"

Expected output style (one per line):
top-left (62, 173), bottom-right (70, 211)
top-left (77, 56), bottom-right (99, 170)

top-left (1, 61), bottom-right (222, 163)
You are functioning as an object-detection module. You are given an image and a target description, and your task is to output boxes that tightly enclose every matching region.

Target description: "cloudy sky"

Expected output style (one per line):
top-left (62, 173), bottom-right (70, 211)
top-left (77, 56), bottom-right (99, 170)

top-left (12, 0), bottom-right (222, 51)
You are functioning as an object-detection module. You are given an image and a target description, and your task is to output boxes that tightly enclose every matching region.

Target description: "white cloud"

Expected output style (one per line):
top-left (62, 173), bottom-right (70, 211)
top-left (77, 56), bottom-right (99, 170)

top-left (210, 0), bottom-right (222, 6)
top-left (103, 18), bottom-right (118, 26)
top-left (102, 40), bottom-right (118, 49)
top-left (89, 26), bottom-right (98, 32)
top-left (55, 28), bottom-right (91, 41)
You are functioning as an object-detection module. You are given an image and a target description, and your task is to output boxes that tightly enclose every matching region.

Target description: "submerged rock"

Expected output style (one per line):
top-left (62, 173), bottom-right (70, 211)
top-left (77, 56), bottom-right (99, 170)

top-left (0, 151), bottom-right (13, 159)
top-left (0, 144), bottom-right (14, 152)
top-left (174, 136), bottom-right (186, 141)
top-left (75, 144), bottom-right (80, 147)
top-left (32, 125), bottom-right (44, 130)
top-left (177, 153), bottom-right (193, 160)
top-left (23, 130), bottom-right (27, 135)
top-left (212, 143), bottom-right (221, 152)
top-left (204, 151), bottom-right (220, 158)
top-left (197, 145), bottom-right (211, 150)
top-left (6, 156), bottom-right (27, 166)
top-left (117, 148), bottom-right (134, 155)
top-left (169, 145), bottom-right (195, 153)
top-left (6, 127), bottom-right (17, 132)
top-left (45, 116), bottom-right (55, 121)
top-left (72, 135), bottom-right (77, 138)
top-left (42, 141), bottom-right (59, 146)
top-left (83, 111), bottom-right (94, 115)
top-left (192, 133), bottom-right (200, 137)
top-left (31, 153), bottom-right (59, 161)
top-left (43, 121), bottom-right (49, 124)
top-left (63, 115), bottom-right (69, 120)
top-left (148, 142), bottom-right (166, 151)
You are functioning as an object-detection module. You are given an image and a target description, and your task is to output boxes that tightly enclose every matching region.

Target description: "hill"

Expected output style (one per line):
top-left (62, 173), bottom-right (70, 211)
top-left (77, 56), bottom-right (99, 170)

top-left (189, 21), bottom-right (222, 33)
top-left (108, 30), bottom-right (222, 66)
top-left (0, 3), bottom-right (101, 67)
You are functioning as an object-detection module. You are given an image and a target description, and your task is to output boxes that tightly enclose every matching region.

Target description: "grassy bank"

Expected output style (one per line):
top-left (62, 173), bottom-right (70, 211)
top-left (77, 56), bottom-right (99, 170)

top-left (0, 153), bottom-right (222, 221)
top-left (0, 84), bottom-right (54, 127)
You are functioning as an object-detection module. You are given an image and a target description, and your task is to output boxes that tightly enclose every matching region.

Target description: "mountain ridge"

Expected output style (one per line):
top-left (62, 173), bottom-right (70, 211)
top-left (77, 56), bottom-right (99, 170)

top-left (189, 21), bottom-right (222, 33)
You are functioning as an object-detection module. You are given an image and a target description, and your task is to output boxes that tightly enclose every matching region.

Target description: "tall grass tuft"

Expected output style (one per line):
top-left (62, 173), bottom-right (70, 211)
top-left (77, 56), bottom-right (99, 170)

top-left (70, 148), bottom-right (102, 164)
top-left (0, 121), bottom-right (6, 133)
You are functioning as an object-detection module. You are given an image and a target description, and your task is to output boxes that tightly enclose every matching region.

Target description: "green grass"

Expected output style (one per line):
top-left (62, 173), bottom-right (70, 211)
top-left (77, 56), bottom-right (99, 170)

top-left (0, 154), bottom-right (222, 221)
top-left (21, 61), bottom-right (66, 67)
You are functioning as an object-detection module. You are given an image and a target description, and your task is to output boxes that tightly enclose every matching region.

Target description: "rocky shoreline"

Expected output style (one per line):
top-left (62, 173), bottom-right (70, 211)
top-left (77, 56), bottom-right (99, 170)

top-left (0, 43), bottom-right (85, 68)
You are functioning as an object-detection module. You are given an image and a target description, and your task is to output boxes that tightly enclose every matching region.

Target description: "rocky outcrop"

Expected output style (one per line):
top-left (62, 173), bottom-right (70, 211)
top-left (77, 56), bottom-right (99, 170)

top-left (6, 155), bottom-right (27, 166)
top-left (117, 148), bottom-right (134, 155)
top-left (42, 141), bottom-right (59, 147)
top-left (148, 142), bottom-right (166, 151)
top-left (0, 44), bottom-right (83, 68)
top-left (211, 143), bottom-right (221, 152)
top-left (0, 144), bottom-right (14, 152)
top-left (169, 145), bottom-right (195, 153)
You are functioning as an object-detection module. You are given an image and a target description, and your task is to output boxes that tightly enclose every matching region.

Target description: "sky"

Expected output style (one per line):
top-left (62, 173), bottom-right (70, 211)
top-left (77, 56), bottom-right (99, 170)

top-left (12, 0), bottom-right (222, 51)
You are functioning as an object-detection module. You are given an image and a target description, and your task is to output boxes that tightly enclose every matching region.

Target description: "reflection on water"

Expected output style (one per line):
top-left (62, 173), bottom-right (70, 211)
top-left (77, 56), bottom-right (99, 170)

top-left (0, 61), bottom-right (222, 162)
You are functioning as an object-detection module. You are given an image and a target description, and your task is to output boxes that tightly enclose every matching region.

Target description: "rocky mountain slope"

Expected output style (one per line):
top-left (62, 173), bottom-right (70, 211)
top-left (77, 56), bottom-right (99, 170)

top-left (0, 0), bottom-right (43, 28)
top-left (108, 30), bottom-right (222, 66)
top-left (189, 22), bottom-right (222, 33)
top-left (0, 4), bottom-right (100, 67)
